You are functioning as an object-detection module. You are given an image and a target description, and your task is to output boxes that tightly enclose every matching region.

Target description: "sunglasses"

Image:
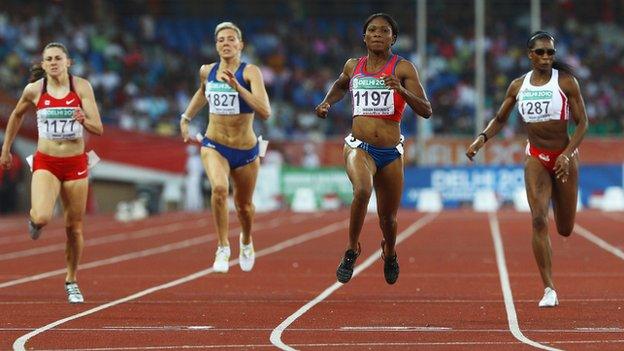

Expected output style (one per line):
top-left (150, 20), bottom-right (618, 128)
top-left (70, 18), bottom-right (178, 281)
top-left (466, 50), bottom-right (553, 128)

top-left (531, 48), bottom-right (556, 56)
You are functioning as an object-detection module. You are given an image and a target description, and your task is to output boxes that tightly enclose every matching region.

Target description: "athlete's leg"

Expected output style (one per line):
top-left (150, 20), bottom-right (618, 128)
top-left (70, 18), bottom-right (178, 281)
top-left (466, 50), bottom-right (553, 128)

top-left (525, 157), bottom-right (555, 289)
top-left (343, 145), bottom-right (376, 251)
top-left (30, 170), bottom-right (61, 228)
top-left (373, 156), bottom-right (404, 258)
top-left (59, 178), bottom-right (89, 283)
top-left (201, 147), bottom-right (231, 247)
top-left (230, 158), bottom-right (260, 244)
top-left (551, 155), bottom-right (579, 237)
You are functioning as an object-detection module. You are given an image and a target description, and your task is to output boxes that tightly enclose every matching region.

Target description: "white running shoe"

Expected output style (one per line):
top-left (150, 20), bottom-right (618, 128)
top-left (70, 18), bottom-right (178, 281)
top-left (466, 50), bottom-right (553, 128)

top-left (65, 282), bottom-right (84, 304)
top-left (239, 233), bottom-right (255, 272)
top-left (538, 287), bottom-right (559, 307)
top-left (213, 246), bottom-right (231, 273)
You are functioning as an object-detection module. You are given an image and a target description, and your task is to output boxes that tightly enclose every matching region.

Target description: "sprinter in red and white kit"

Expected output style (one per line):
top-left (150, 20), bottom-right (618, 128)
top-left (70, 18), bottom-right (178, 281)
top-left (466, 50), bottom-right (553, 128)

top-left (0, 42), bottom-right (103, 303)
top-left (466, 31), bottom-right (588, 308)
top-left (316, 13), bottom-right (432, 285)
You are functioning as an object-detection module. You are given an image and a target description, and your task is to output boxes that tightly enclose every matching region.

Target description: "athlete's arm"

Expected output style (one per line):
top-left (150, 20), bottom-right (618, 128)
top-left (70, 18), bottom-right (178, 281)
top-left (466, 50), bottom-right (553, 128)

top-left (466, 77), bottom-right (522, 161)
top-left (1, 83), bottom-right (37, 168)
top-left (234, 63), bottom-right (271, 120)
top-left (315, 58), bottom-right (357, 119)
top-left (386, 60), bottom-right (432, 118)
top-left (180, 65), bottom-right (211, 142)
top-left (74, 77), bottom-right (103, 135)
top-left (559, 73), bottom-right (587, 158)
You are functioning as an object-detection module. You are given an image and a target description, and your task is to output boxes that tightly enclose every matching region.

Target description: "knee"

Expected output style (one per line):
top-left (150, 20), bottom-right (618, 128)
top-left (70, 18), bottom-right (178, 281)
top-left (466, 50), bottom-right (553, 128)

top-left (31, 213), bottom-right (52, 228)
top-left (352, 186), bottom-right (372, 203)
top-left (211, 185), bottom-right (228, 204)
top-left (65, 226), bottom-right (83, 241)
top-left (531, 215), bottom-right (549, 233)
top-left (378, 215), bottom-right (397, 230)
top-left (235, 202), bottom-right (254, 218)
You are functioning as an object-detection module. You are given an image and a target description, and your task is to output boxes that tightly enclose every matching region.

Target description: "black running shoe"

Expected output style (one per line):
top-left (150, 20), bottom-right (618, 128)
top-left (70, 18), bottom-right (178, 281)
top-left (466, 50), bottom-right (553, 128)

top-left (381, 240), bottom-right (399, 284)
top-left (336, 243), bottom-right (361, 283)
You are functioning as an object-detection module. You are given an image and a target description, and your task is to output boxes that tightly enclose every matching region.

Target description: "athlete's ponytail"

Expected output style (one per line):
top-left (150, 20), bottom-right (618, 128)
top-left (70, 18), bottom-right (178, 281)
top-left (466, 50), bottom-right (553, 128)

top-left (29, 64), bottom-right (45, 83)
top-left (527, 31), bottom-right (577, 78)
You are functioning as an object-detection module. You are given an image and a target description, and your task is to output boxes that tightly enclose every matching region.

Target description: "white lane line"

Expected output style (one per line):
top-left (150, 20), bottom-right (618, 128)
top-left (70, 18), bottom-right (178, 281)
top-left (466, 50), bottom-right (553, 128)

top-left (22, 339), bottom-right (624, 351)
top-left (488, 212), bottom-right (562, 351)
top-left (0, 213), bottom-right (311, 289)
top-left (340, 326), bottom-right (452, 331)
top-left (12, 219), bottom-right (350, 351)
top-left (270, 213), bottom-right (438, 351)
top-left (0, 220), bottom-right (209, 261)
top-left (574, 223), bottom-right (624, 260)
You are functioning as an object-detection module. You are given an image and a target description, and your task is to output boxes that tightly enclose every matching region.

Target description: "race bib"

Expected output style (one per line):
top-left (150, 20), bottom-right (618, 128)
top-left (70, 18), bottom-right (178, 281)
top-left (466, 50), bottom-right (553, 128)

top-left (37, 107), bottom-right (83, 140)
top-left (351, 76), bottom-right (394, 116)
top-left (518, 90), bottom-right (553, 122)
top-left (207, 81), bottom-right (240, 115)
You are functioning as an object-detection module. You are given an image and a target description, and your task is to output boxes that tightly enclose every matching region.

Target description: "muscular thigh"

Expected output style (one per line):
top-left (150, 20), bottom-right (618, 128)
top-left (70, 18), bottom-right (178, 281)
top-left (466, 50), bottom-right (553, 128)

top-left (524, 157), bottom-right (552, 215)
top-left (201, 147), bottom-right (230, 189)
top-left (373, 157), bottom-right (404, 216)
top-left (343, 146), bottom-right (376, 188)
top-left (31, 170), bottom-right (62, 217)
top-left (551, 157), bottom-right (579, 225)
top-left (60, 178), bottom-right (89, 225)
top-left (231, 158), bottom-right (259, 203)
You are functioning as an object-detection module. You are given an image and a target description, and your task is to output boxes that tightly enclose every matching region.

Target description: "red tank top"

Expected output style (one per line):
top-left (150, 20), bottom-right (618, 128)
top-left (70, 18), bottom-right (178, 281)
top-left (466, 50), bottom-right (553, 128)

top-left (36, 75), bottom-right (82, 109)
top-left (349, 54), bottom-right (406, 123)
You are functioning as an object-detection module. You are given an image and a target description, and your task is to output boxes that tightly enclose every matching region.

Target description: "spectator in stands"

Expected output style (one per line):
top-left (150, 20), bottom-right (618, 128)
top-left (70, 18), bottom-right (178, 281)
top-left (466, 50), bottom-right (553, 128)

top-left (0, 42), bottom-right (103, 304)
top-left (179, 22), bottom-right (271, 273)
top-left (315, 13), bottom-right (432, 284)
top-left (466, 31), bottom-right (588, 307)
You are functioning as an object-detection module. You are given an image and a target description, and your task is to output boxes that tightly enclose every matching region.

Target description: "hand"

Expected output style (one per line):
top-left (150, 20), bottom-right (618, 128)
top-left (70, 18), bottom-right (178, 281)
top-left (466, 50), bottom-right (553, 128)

top-left (554, 153), bottom-right (571, 183)
top-left (73, 108), bottom-right (86, 125)
top-left (0, 152), bottom-right (12, 170)
top-left (465, 136), bottom-right (485, 161)
top-left (315, 102), bottom-right (330, 119)
top-left (180, 119), bottom-right (190, 143)
top-left (382, 74), bottom-right (402, 92)
top-left (221, 69), bottom-right (239, 91)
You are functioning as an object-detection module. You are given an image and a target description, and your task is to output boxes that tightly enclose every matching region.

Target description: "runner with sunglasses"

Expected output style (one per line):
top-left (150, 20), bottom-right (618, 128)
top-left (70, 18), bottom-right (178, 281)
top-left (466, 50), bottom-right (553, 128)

top-left (466, 31), bottom-right (588, 307)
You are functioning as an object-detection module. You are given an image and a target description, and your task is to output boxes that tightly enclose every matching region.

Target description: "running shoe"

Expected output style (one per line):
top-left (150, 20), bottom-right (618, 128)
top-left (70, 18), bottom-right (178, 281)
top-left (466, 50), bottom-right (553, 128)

top-left (239, 233), bottom-right (255, 272)
top-left (381, 240), bottom-right (399, 285)
top-left (65, 282), bottom-right (84, 304)
top-left (28, 218), bottom-right (42, 240)
top-left (336, 243), bottom-right (361, 283)
top-left (538, 287), bottom-right (559, 307)
top-left (213, 246), bottom-right (231, 273)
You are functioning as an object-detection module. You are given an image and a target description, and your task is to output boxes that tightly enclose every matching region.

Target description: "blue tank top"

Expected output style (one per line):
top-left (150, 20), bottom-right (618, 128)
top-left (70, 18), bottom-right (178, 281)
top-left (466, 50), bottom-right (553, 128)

top-left (204, 62), bottom-right (253, 114)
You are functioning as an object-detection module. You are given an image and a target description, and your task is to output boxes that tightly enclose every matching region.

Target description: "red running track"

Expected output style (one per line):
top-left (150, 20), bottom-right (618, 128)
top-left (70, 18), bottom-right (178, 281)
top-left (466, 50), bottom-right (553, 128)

top-left (0, 209), bottom-right (623, 350)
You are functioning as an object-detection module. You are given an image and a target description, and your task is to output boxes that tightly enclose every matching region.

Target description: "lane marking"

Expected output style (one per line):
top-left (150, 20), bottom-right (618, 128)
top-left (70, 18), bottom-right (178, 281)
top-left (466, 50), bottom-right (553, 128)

top-left (0, 213), bottom-right (312, 289)
top-left (12, 218), bottom-right (350, 351)
top-left (488, 212), bottom-right (562, 351)
top-left (574, 223), bottom-right (624, 260)
top-left (270, 213), bottom-right (438, 351)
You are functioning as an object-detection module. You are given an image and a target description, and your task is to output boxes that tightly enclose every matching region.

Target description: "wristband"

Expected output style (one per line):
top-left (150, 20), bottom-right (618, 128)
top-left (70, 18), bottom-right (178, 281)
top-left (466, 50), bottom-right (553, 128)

top-left (478, 132), bottom-right (488, 143)
top-left (181, 114), bottom-right (191, 123)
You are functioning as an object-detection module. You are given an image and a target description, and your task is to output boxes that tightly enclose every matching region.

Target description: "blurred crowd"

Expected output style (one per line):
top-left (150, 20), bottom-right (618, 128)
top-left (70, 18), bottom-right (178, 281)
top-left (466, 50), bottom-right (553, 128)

top-left (1, 0), bottom-right (623, 140)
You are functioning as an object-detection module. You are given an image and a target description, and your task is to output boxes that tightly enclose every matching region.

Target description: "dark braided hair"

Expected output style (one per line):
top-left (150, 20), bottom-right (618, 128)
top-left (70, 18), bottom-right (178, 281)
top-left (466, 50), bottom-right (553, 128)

top-left (527, 31), bottom-right (576, 78)
top-left (29, 42), bottom-right (70, 83)
top-left (362, 13), bottom-right (399, 45)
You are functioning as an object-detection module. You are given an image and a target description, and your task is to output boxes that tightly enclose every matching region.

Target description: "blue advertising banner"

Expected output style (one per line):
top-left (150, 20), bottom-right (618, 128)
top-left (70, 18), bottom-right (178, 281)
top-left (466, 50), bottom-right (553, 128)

top-left (403, 165), bottom-right (623, 208)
